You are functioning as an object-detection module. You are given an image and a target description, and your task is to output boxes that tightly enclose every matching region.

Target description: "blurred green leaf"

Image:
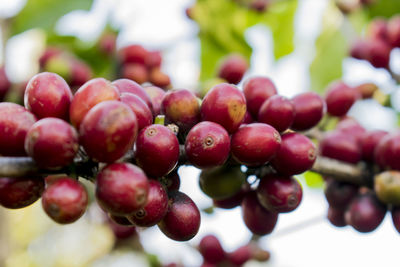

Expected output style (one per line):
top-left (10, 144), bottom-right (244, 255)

top-left (303, 171), bottom-right (324, 189)
top-left (10, 0), bottom-right (93, 35)
top-left (310, 5), bottom-right (349, 93)
top-left (365, 0), bottom-right (400, 19)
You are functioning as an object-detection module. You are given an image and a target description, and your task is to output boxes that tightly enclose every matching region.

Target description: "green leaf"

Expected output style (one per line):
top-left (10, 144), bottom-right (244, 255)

top-left (310, 4), bottom-right (349, 93)
top-left (10, 0), bottom-right (93, 35)
top-left (365, 0), bottom-right (400, 19)
top-left (303, 171), bottom-right (324, 189)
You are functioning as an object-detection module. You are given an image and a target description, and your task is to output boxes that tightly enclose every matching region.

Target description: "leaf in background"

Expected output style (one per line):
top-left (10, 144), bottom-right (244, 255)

top-left (310, 4), bottom-right (349, 93)
top-left (303, 171), bottom-right (324, 189)
top-left (365, 0), bottom-right (400, 19)
top-left (10, 0), bottom-right (93, 36)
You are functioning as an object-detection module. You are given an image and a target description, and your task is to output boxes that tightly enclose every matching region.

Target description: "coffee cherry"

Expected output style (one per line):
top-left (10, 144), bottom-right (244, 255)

top-left (241, 191), bottom-right (278, 235)
top-left (367, 39), bottom-right (391, 69)
top-left (350, 39), bottom-right (371, 60)
top-left (212, 184), bottom-right (249, 209)
top-left (119, 44), bottom-right (149, 65)
top-left (42, 177), bottom-right (88, 224)
top-left (241, 111), bottom-right (254, 125)
top-left (149, 67), bottom-right (171, 88)
top-left (227, 244), bottom-right (252, 266)
top-left (336, 117), bottom-right (366, 144)
top-left (121, 63), bottom-right (149, 84)
top-left (127, 180), bottom-right (168, 227)
top-left (361, 130), bottom-right (387, 162)
top-left (271, 132), bottom-right (316, 175)
top-left (135, 124), bottom-right (180, 177)
top-left (374, 171), bottom-right (400, 205)
top-left (199, 235), bottom-right (226, 264)
top-left (231, 123), bottom-right (281, 166)
top-left (120, 93), bottom-right (153, 131)
top-left (96, 163), bottom-right (149, 215)
top-left (258, 95), bottom-right (295, 132)
top-left (217, 54), bottom-right (248, 84)
top-left (345, 192), bottom-right (386, 233)
top-left (324, 180), bottom-right (358, 209)
top-left (70, 78), bottom-right (120, 128)
top-left (159, 169), bottom-right (181, 192)
top-left (374, 133), bottom-right (400, 170)
top-left (291, 92), bottom-right (325, 131)
top-left (201, 83), bottom-right (246, 134)
top-left (391, 206), bottom-right (400, 233)
top-left (243, 76), bottom-right (277, 118)
top-left (367, 19), bottom-right (389, 42)
top-left (69, 59), bottom-right (92, 87)
top-left (325, 81), bottom-right (359, 117)
top-left (0, 103), bottom-right (37, 156)
top-left (257, 175), bottom-right (302, 213)
top-left (327, 206), bottom-right (347, 227)
top-left (109, 214), bottom-right (134, 226)
top-left (144, 85), bottom-right (166, 116)
top-left (185, 121), bottom-right (230, 169)
top-left (387, 15), bottom-right (400, 48)
top-left (0, 177), bottom-right (44, 209)
top-left (25, 118), bottom-right (79, 168)
top-left (199, 166), bottom-right (246, 200)
top-left (319, 131), bottom-right (361, 164)
top-left (79, 101), bottom-right (138, 163)
top-left (161, 89), bottom-right (200, 132)
top-left (158, 191), bottom-right (200, 241)
top-left (112, 79), bottom-right (153, 110)
top-left (145, 51), bottom-right (162, 69)
top-left (0, 66), bottom-right (10, 101)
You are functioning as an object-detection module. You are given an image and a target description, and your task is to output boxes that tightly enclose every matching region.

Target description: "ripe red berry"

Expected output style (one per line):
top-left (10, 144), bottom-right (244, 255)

top-left (319, 131), bottom-right (361, 164)
top-left (112, 78), bottom-right (153, 110)
top-left (42, 177), bottom-right (88, 224)
top-left (201, 83), bottom-right (246, 134)
top-left (158, 191), bottom-right (200, 241)
top-left (366, 19), bottom-right (389, 42)
top-left (291, 92), bottom-right (325, 131)
top-left (387, 16), bottom-right (400, 48)
top-left (69, 78), bottom-right (120, 128)
top-left (271, 132), bottom-right (316, 175)
top-left (161, 89), bottom-right (200, 132)
top-left (25, 118), bottom-right (79, 168)
top-left (350, 39), bottom-right (371, 60)
top-left (120, 93), bottom-right (153, 131)
top-left (231, 123), bottom-right (281, 166)
top-left (144, 85), bottom-right (166, 116)
top-left (145, 51), bottom-right (162, 69)
top-left (159, 169), bottom-right (181, 192)
top-left (127, 180), bottom-right (168, 227)
top-left (199, 235), bottom-right (226, 264)
top-left (135, 124), bottom-right (180, 177)
top-left (119, 44), bottom-right (149, 65)
top-left (327, 206), bottom-right (347, 227)
top-left (324, 180), bottom-right (358, 209)
top-left (325, 81), bottom-right (359, 117)
top-left (79, 101), bottom-right (138, 163)
top-left (243, 76), bottom-right (277, 118)
top-left (0, 177), bottom-right (44, 209)
top-left (0, 103), bottom-right (37, 156)
top-left (361, 130), bottom-right (388, 162)
top-left (185, 121), bottom-right (230, 169)
top-left (241, 191), bottom-right (278, 235)
top-left (374, 132), bottom-right (400, 170)
top-left (258, 95), bottom-right (295, 132)
top-left (217, 54), bottom-right (248, 84)
top-left (96, 163), bottom-right (149, 215)
top-left (367, 39), bottom-right (391, 69)
top-left (257, 175), bottom-right (303, 213)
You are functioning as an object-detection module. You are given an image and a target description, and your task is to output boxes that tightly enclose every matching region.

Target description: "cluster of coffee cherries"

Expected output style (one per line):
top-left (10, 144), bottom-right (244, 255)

top-left (335, 0), bottom-right (376, 14)
top-left (350, 15), bottom-right (400, 69)
top-left (118, 44), bottom-right (171, 88)
top-left (319, 80), bottom-right (400, 233)
top-left (0, 72), bottom-right (326, 243)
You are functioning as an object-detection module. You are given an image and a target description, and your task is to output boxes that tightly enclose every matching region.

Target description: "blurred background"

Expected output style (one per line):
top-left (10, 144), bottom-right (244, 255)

top-left (0, 0), bottom-right (400, 266)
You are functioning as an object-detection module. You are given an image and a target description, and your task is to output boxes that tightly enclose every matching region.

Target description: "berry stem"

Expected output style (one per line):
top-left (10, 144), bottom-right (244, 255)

top-left (154, 115), bottom-right (165, 125)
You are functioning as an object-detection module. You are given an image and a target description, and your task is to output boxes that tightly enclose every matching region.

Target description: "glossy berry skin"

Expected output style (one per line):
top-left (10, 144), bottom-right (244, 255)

top-left (374, 133), bottom-right (400, 170)
top-left (127, 180), bottom-right (168, 227)
top-left (291, 92), bottom-right (325, 131)
top-left (112, 78), bottom-right (153, 110)
top-left (79, 101), bottom-right (138, 163)
top-left (158, 191), bottom-right (200, 241)
top-left (25, 118), bottom-right (78, 168)
top-left (120, 93), bottom-right (153, 131)
top-left (0, 103), bottom-right (37, 156)
top-left (135, 124), bottom-right (180, 177)
top-left (217, 54), bottom-right (248, 84)
top-left (201, 83), bottom-right (246, 134)
top-left (42, 177), bottom-right (88, 224)
top-left (122, 63), bottom-right (149, 85)
top-left (0, 177), bottom-right (44, 209)
top-left (327, 206), bottom-right (347, 227)
top-left (199, 235), bottom-right (226, 264)
top-left (257, 175), bottom-right (302, 213)
top-left (24, 72), bottom-right (73, 120)
top-left (231, 123), bottom-right (281, 166)
top-left (345, 192), bottom-right (387, 233)
top-left (388, 16), bottom-right (400, 47)
top-left (319, 131), bottom-right (361, 164)
top-left (241, 191), bottom-right (278, 235)
top-left (185, 121), bottom-right (230, 169)
top-left (96, 163), bottom-right (149, 215)
top-left (69, 78), bottom-right (120, 128)
top-left (324, 180), bottom-right (358, 209)
top-left (361, 130), bottom-right (388, 162)
top-left (391, 206), bottom-right (400, 233)
top-left (161, 89), bottom-right (200, 132)
top-left (119, 44), bottom-right (149, 65)
top-left (271, 133), bottom-right (316, 175)
top-left (258, 95), bottom-right (294, 132)
top-left (325, 81), bottom-right (359, 117)
top-left (243, 76), bottom-right (277, 118)
top-left (144, 85), bottom-right (166, 116)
